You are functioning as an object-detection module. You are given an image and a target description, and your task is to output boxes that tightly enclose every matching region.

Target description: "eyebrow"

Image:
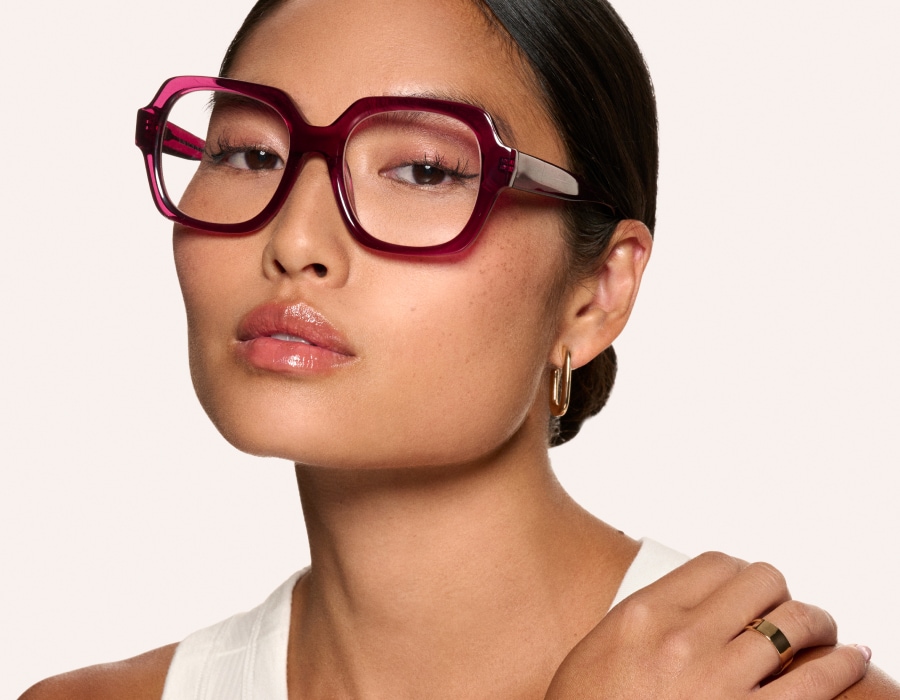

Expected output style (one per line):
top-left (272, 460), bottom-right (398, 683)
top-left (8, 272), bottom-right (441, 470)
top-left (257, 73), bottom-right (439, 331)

top-left (389, 89), bottom-right (518, 146)
top-left (209, 86), bottom-right (520, 145)
top-left (209, 91), bottom-right (278, 116)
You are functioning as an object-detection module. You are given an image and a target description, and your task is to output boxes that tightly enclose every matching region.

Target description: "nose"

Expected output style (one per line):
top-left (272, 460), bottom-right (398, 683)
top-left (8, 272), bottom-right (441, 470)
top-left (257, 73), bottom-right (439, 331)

top-left (262, 154), bottom-right (352, 287)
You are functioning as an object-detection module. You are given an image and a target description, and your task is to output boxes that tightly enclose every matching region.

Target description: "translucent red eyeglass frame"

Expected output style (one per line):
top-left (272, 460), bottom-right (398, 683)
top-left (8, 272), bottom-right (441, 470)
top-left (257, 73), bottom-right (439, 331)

top-left (135, 76), bottom-right (614, 256)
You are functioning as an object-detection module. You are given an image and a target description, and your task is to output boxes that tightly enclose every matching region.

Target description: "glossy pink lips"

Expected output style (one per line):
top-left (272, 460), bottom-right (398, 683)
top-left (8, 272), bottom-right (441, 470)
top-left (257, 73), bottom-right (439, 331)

top-left (236, 302), bottom-right (356, 374)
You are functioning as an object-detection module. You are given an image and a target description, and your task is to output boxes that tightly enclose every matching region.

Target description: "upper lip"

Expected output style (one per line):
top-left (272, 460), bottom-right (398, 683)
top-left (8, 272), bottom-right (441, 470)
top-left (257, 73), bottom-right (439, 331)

top-left (237, 301), bottom-right (355, 357)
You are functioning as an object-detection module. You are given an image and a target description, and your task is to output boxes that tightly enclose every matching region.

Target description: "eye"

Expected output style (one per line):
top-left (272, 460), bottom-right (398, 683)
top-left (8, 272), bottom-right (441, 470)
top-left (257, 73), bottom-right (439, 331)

top-left (393, 163), bottom-right (451, 186)
top-left (384, 156), bottom-right (478, 189)
top-left (221, 148), bottom-right (285, 171)
top-left (206, 142), bottom-right (286, 172)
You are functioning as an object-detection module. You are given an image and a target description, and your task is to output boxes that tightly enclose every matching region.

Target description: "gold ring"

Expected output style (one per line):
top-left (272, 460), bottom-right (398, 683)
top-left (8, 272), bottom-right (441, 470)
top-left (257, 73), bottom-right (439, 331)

top-left (745, 618), bottom-right (794, 674)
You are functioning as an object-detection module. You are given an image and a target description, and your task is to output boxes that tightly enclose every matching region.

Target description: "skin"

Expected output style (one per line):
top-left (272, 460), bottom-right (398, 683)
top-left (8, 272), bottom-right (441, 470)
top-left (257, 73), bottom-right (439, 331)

top-left (179, 4), bottom-right (578, 472)
top-left (19, 0), bottom-right (900, 698)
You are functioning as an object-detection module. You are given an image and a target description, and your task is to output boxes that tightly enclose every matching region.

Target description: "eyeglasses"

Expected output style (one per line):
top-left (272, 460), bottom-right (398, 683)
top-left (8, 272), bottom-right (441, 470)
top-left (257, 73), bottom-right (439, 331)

top-left (135, 76), bottom-right (613, 255)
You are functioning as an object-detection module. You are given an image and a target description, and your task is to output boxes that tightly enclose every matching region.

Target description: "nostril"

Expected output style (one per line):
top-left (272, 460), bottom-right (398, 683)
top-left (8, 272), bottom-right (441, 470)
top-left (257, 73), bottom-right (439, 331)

top-left (270, 258), bottom-right (328, 278)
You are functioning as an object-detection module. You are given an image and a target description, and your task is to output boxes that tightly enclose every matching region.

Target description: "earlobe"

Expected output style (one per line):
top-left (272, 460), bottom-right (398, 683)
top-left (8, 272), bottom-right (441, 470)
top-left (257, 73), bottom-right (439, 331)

top-left (553, 220), bottom-right (653, 370)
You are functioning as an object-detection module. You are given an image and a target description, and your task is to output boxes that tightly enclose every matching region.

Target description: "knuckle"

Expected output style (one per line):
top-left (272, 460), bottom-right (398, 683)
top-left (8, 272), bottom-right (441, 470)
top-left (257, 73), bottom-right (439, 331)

top-left (824, 610), bottom-right (839, 638)
top-left (656, 628), bottom-right (696, 672)
top-left (611, 596), bottom-right (707, 674)
top-left (797, 662), bottom-right (836, 696)
top-left (840, 645), bottom-right (870, 678)
top-left (746, 561), bottom-right (788, 596)
top-left (795, 648), bottom-right (866, 697)
top-left (779, 600), bottom-right (837, 646)
top-left (614, 596), bottom-right (659, 630)
top-left (694, 550), bottom-right (745, 576)
top-left (782, 600), bottom-right (819, 641)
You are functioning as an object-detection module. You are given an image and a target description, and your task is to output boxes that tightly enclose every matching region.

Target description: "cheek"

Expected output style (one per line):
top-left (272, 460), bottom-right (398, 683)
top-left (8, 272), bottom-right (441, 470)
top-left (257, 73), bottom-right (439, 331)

top-left (353, 214), bottom-right (567, 463)
top-left (174, 235), bottom-right (218, 412)
top-left (172, 231), bottom-right (255, 421)
top-left (169, 208), bottom-right (568, 469)
top-left (174, 231), bottom-right (229, 348)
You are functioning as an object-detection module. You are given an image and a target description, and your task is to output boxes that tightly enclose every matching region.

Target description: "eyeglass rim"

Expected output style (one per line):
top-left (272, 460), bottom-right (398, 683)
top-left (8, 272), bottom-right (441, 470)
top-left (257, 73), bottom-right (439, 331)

top-left (135, 75), bottom-right (615, 256)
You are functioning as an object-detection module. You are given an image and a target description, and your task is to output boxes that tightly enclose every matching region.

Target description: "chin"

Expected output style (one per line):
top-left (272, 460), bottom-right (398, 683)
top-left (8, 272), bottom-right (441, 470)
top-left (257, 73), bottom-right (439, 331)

top-left (199, 390), bottom-right (532, 471)
top-left (189, 345), bottom-right (544, 470)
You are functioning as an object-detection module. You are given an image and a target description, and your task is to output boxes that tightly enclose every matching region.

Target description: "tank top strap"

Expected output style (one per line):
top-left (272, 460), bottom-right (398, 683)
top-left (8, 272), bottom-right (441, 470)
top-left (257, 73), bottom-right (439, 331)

top-left (161, 570), bottom-right (302, 700)
top-left (609, 538), bottom-right (690, 609)
top-left (162, 540), bottom-right (688, 697)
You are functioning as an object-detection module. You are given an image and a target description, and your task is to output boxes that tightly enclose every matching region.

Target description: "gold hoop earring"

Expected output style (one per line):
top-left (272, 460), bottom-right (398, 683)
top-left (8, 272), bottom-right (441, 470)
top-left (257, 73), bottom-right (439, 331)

top-left (549, 348), bottom-right (572, 418)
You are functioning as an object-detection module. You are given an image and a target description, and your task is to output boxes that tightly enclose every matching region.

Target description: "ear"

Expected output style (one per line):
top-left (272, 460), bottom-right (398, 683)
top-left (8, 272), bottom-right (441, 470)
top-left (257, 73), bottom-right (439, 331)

top-left (552, 220), bottom-right (653, 369)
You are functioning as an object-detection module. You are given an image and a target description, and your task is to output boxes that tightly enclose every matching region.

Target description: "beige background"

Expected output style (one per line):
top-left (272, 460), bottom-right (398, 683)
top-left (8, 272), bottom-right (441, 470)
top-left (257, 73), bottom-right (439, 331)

top-left (1, 1), bottom-right (897, 695)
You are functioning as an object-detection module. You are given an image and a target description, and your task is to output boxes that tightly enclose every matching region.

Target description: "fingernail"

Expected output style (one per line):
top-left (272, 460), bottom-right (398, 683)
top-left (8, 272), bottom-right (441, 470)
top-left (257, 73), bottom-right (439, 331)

top-left (852, 644), bottom-right (873, 664)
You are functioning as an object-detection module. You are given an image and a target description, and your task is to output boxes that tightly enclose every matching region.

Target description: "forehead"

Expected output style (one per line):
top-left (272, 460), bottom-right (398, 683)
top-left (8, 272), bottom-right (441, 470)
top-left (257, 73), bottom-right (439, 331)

top-left (227, 0), bottom-right (563, 160)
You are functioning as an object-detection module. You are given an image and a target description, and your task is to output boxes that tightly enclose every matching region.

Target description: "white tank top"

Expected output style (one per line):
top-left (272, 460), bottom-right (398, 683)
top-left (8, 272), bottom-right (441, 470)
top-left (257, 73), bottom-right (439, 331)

top-left (161, 538), bottom-right (688, 700)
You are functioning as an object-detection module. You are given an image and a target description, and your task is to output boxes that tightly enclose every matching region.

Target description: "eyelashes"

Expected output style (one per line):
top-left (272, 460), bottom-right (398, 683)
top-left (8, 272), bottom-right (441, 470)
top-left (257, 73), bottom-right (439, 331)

top-left (205, 139), bottom-right (286, 172)
top-left (382, 154), bottom-right (478, 188)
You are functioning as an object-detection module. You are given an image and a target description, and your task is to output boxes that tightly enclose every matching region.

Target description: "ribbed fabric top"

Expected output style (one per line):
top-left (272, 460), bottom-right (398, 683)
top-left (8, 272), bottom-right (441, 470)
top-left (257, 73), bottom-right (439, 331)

top-left (161, 572), bottom-right (301, 700)
top-left (609, 538), bottom-right (690, 608)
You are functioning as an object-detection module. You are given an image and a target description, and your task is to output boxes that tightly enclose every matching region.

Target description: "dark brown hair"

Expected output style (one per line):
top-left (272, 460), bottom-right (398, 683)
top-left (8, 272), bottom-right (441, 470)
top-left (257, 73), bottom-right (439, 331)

top-left (220, 0), bottom-right (658, 447)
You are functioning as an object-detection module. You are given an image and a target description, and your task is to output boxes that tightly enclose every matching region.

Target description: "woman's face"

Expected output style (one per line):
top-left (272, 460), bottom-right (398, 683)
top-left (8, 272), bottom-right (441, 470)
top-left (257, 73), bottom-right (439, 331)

top-left (174, 0), bottom-right (574, 468)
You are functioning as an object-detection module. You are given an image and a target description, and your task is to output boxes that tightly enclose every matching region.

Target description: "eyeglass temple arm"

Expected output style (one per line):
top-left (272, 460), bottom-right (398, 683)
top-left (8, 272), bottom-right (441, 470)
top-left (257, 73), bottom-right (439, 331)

top-left (510, 152), bottom-right (614, 213)
top-left (162, 121), bottom-right (205, 161)
top-left (136, 107), bottom-right (205, 161)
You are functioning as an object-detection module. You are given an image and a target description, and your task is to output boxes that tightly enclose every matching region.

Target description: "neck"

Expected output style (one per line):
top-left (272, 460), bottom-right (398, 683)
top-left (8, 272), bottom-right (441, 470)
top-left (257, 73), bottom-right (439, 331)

top-left (288, 422), bottom-right (637, 699)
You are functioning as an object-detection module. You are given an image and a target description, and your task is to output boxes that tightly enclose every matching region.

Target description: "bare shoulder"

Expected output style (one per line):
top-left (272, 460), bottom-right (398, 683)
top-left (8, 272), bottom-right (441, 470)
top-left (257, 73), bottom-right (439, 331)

top-left (839, 666), bottom-right (900, 699)
top-left (18, 643), bottom-right (178, 700)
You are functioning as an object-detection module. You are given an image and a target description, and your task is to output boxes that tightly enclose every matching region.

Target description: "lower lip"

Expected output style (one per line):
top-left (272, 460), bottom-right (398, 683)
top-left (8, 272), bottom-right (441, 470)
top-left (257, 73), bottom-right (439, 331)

top-left (236, 337), bottom-right (356, 375)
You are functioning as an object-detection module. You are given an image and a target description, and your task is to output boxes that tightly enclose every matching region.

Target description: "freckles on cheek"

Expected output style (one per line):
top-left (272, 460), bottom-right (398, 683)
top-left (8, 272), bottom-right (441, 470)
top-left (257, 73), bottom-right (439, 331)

top-left (174, 235), bottom-right (251, 322)
top-left (377, 277), bottom-right (477, 387)
top-left (173, 242), bottom-right (215, 377)
top-left (401, 264), bottom-right (540, 392)
top-left (173, 235), bottom-right (209, 305)
top-left (478, 243), bottom-right (560, 335)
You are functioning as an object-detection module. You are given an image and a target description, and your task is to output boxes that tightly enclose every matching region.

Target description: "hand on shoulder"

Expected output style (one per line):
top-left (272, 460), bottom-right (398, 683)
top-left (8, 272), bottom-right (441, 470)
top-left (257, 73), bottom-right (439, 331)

top-left (546, 552), bottom-right (899, 699)
top-left (18, 644), bottom-right (177, 700)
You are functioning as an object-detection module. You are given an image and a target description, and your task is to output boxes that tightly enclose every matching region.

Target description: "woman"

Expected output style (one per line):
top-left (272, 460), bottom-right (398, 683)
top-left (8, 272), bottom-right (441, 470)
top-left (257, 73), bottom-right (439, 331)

top-left (19, 0), bottom-right (899, 697)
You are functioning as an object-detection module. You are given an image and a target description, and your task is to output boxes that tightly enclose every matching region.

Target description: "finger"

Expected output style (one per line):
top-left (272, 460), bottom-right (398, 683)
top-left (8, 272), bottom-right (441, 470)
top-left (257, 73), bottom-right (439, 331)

top-left (691, 561), bottom-right (792, 643)
top-left (632, 551), bottom-right (750, 610)
top-left (755, 645), bottom-right (870, 700)
top-left (724, 601), bottom-right (838, 683)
